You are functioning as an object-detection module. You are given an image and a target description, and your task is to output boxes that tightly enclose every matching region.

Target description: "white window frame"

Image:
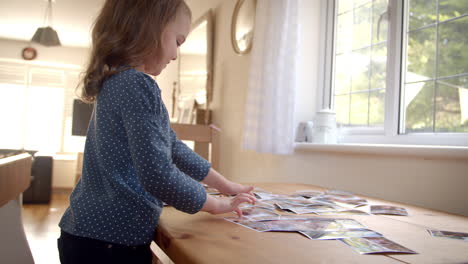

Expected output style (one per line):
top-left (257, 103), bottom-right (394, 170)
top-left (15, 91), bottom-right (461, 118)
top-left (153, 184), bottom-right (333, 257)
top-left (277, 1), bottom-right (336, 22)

top-left (319, 0), bottom-right (468, 147)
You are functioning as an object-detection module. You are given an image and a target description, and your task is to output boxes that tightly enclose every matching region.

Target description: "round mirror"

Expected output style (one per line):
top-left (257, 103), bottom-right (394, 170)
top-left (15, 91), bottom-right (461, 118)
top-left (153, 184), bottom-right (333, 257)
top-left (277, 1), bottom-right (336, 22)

top-left (231, 0), bottom-right (256, 54)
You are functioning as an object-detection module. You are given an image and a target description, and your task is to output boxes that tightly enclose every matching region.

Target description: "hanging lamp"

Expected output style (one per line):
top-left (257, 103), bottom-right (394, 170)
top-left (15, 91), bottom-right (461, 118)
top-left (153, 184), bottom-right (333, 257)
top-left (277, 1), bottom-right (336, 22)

top-left (31, 0), bottom-right (61, 46)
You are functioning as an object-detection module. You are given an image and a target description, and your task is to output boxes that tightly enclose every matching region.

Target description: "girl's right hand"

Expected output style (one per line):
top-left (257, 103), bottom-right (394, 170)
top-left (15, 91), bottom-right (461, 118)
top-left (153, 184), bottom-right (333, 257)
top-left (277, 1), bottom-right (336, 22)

top-left (201, 193), bottom-right (257, 217)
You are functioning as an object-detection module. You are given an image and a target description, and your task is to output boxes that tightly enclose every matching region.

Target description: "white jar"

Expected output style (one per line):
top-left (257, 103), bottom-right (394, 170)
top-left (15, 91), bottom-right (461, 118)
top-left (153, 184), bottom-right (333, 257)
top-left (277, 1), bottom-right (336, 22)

top-left (311, 109), bottom-right (337, 144)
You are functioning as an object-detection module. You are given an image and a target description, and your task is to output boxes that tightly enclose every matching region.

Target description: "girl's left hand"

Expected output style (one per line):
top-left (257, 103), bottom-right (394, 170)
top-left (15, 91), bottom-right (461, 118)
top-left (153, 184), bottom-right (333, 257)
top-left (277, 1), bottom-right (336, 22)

top-left (202, 193), bottom-right (257, 217)
top-left (218, 182), bottom-right (254, 196)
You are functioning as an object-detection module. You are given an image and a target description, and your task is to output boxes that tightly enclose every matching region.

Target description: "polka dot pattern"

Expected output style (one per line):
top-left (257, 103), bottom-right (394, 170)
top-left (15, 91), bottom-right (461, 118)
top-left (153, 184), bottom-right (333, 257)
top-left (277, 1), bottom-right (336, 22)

top-left (59, 69), bottom-right (210, 246)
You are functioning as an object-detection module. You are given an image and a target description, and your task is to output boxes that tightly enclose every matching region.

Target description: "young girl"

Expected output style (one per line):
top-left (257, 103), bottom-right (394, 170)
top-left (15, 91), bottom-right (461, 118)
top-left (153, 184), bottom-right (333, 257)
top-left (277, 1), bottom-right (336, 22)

top-left (57, 1), bottom-right (256, 263)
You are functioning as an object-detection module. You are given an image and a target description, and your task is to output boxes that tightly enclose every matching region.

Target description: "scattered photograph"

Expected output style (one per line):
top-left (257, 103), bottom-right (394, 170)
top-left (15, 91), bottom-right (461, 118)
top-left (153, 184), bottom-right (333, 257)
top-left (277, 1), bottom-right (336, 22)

top-left (299, 229), bottom-right (382, 240)
top-left (326, 189), bottom-right (355, 196)
top-left (273, 197), bottom-right (312, 207)
top-left (370, 205), bottom-right (408, 216)
top-left (321, 195), bottom-right (368, 208)
top-left (291, 190), bottom-right (324, 198)
top-left (239, 207), bottom-right (281, 221)
top-left (341, 237), bottom-right (417, 254)
top-left (225, 217), bottom-right (367, 233)
top-left (316, 209), bottom-right (369, 216)
top-left (253, 191), bottom-right (289, 201)
top-left (284, 204), bottom-right (338, 215)
top-left (251, 201), bottom-right (277, 210)
top-left (224, 218), bottom-right (271, 232)
top-left (257, 218), bottom-right (336, 232)
top-left (428, 230), bottom-right (468, 242)
top-left (333, 218), bottom-right (367, 230)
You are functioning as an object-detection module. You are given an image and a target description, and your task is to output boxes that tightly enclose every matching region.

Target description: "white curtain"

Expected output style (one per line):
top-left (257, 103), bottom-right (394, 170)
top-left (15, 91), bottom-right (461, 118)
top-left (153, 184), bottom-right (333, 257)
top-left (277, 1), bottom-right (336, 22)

top-left (242, 0), bottom-right (300, 155)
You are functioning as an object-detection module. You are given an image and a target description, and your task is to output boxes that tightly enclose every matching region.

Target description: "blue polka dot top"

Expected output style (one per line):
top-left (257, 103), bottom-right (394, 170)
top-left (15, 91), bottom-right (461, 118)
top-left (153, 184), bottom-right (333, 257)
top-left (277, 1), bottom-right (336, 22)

top-left (59, 68), bottom-right (210, 246)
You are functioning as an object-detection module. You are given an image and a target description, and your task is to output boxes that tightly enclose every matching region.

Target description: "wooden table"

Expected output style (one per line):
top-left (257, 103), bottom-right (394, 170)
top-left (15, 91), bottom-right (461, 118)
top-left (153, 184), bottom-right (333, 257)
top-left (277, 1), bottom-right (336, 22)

top-left (154, 183), bottom-right (468, 264)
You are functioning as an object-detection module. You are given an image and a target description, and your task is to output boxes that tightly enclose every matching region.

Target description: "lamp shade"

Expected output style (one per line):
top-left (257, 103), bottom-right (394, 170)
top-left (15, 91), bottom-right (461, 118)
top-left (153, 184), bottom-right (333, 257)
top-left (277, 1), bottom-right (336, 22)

top-left (31, 26), bottom-right (61, 47)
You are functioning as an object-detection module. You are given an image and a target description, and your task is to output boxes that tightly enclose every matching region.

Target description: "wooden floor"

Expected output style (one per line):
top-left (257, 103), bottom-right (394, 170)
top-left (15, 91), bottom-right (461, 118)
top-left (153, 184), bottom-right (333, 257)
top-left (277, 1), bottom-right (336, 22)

top-left (22, 189), bottom-right (72, 264)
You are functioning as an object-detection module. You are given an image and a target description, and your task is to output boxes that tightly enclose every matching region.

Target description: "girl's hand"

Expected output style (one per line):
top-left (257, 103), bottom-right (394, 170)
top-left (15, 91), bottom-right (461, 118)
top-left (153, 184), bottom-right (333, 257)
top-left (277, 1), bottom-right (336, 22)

top-left (201, 193), bottom-right (257, 217)
top-left (218, 182), bottom-right (254, 196)
top-left (201, 168), bottom-right (255, 196)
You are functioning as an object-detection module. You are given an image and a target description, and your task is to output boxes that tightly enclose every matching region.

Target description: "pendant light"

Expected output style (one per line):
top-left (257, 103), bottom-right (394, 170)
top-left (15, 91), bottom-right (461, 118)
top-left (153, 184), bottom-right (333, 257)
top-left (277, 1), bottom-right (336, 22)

top-left (31, 0), bottom-right (61, 47)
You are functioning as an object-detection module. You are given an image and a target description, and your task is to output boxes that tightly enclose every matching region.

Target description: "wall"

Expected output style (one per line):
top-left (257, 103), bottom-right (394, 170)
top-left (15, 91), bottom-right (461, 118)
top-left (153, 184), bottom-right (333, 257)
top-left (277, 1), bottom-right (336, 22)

top-left (210, 0), bottom-right (468, 216)
top-left (0, 38), bottom-right (89, 67)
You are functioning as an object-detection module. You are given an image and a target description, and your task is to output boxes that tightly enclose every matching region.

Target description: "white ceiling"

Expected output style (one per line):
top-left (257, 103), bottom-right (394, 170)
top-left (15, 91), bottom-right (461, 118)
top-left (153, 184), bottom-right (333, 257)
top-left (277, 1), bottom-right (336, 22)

top-left (0, 0), bottom-right (226, 48)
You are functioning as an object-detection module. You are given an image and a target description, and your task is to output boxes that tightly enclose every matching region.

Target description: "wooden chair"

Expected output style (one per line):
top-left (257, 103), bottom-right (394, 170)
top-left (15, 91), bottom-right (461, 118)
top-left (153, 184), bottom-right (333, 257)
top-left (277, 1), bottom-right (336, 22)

top-left (75, 152), bottom-right (83, 184)
top-left (170, 123), bottom-right (220, 171)
top-left (176, 99), bottom-right (196, 124)
top-left (75, 123), bottom-right (221, 182)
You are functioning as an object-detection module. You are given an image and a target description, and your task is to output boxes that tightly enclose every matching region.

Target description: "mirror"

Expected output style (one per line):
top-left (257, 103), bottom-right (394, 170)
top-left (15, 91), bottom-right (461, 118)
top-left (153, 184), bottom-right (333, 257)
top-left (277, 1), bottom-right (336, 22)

top-left (176, 10), bottom-right (214, 124)
top-left (231, 0), bottom-right (256, 54)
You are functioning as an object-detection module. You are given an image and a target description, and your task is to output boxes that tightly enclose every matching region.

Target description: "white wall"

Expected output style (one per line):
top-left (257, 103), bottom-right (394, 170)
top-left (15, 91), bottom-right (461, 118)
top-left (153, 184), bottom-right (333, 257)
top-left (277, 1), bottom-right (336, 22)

top-left (0, 38), bottom-right (89, 67)
top-left (209, 0), bottom-right (468, 216)
top-left (52, 156), bottom-right (77, 189)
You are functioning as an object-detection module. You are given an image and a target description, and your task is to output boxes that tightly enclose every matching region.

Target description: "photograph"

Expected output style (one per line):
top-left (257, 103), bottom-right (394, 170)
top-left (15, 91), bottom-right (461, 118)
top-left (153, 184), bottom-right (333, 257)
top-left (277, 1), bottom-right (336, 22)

top-left (341, 237), bottom-right (417, 254)
top-left (291, 190), bottom-right (324, 199)
top-left (225, 217), bottom-right (367, 233)
top-left (317, 209), bottom-right (369, 216)
top-left (370, 205), bottom-right (408, 216)
top-left (428, 230), bottom-right (468, 241)
top-left (286, 205), bottom-right (339, 215)
top-left (299, 229), bottom-right (382, 240)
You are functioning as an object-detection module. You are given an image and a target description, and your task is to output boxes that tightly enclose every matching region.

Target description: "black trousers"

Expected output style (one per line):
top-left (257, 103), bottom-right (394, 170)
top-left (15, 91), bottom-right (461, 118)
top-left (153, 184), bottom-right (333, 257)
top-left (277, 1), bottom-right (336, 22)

top-left (57, 230), bottom-right (153, 264)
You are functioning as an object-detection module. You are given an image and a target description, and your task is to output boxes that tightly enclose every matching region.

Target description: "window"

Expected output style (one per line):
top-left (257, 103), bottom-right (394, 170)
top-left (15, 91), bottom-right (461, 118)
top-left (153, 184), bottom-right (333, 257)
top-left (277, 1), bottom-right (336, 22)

top-left (326, 0), bottom-right (467, 146)
top-left (0, 61), bottom-right (85, 153)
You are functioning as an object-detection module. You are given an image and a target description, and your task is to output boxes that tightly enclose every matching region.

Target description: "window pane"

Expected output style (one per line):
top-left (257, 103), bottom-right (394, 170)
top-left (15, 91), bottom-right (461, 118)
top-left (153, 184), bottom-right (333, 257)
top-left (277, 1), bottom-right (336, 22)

top-left (353, 2), bottom-right (372, 50)
top-left (336, 11), bottom-right (354, 54)
top-left (369, 89), bottom-right (385, 125)
top-left (335, 94), bottom-right (350, 125)
top-left (0, 84), bottom-right (25, 149)
top-left (338, 0), bottom-right (353, 14)
top-left (24, 87), bottom-right (64, 152)
top-left (351, 47), bottom-right (370, 92)
top-left (404, 81), bottom-right (435, 132)
top-left (372, 0), bottom-right (388, 43)
top-left (403, 2), bottom-right (467, 134)
top-left (370, 43), bottom-right (387, 89)
top-left (350, 92), bottom-right (369, 125)
top-left (438, 16), bottom-right (468, 78)
top-left (439, 0), bottom-right (468, 22)
top-left (334, 54), bottom-right (352, 95)
top-left (408, 0), bottom-right (437, 30)
top-left (354, 0), bottom-right (371, 8)
top-left (435, 77), bottom-right (468, 132)
top-left (333, 0), bottom-right (387, 129)
top-left (406, 26), bottom-right (436, 82)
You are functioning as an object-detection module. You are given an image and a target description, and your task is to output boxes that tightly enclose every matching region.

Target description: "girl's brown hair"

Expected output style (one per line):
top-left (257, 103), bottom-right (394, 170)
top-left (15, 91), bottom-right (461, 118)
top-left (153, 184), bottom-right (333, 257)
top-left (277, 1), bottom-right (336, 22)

top-left (79, 0), bottom-right (191, 103)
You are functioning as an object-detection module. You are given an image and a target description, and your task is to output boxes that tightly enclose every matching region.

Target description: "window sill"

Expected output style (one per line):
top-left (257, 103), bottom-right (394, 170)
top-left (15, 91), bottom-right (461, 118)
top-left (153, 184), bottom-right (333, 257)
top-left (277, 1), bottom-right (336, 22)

top-left (294, 142), bottom-right (468, 160)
